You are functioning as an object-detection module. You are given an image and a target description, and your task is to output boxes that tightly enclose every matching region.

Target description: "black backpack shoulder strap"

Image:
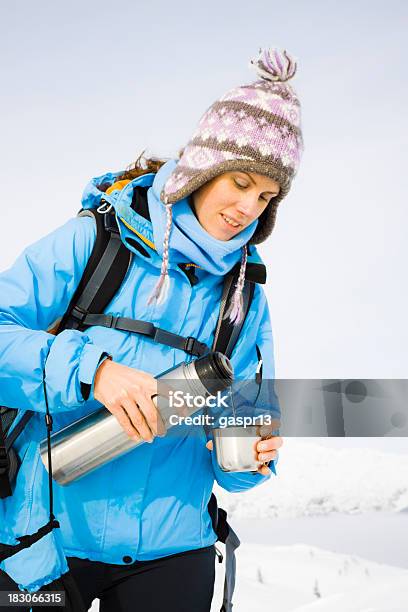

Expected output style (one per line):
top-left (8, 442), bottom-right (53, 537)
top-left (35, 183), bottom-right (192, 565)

top-left (211, 272), bottom-right (255, 359)
top-left (57, 208), bottom-right (132, 333)
top-left (212, 253), bottom-right (266, 359)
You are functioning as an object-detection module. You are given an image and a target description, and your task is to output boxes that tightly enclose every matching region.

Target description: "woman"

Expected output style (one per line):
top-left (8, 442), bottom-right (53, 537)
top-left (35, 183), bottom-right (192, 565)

top-left (0, 47), bottom-right (303, 610)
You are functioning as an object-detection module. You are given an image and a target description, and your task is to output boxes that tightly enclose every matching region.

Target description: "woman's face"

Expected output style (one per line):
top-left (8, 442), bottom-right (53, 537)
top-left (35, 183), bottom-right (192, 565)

top-left (191, 171), bottom-right (280, 241)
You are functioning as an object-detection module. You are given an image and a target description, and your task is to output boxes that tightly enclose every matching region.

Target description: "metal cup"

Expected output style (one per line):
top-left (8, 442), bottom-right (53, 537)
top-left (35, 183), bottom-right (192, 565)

top-left (213, 425), bottom-right (266, 472)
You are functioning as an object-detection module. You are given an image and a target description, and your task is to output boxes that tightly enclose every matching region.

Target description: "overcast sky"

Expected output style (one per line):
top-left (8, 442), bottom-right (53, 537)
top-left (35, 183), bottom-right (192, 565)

top-left (1, 1), bottom-right (407, 452)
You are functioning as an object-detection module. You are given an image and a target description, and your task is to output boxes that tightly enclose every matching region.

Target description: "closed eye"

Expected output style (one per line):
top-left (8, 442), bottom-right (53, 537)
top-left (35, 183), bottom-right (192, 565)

top-left (234, 178), bottom-right (248, 190)
top-left (233, 178), bottom-right (276, 204)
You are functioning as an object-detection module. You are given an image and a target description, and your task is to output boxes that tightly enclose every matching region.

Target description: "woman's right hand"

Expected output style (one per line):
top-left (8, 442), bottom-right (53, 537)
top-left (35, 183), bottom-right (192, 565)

top-left (93, 359), bottom-right (165, 443)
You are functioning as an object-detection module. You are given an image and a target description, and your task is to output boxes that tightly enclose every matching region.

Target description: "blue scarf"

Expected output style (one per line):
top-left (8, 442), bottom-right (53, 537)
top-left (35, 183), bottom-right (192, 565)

top-left (147, 160), bottom-right (257, 276)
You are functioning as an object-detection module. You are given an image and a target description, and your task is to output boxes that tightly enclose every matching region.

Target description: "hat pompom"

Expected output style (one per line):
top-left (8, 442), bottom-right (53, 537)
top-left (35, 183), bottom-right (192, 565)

top-left (250, 47), bottom-right (297, 83)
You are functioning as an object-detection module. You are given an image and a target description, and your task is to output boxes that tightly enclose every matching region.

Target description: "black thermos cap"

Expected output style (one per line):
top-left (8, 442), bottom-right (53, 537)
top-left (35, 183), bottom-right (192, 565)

top-left (194, 352), bottom-right (234, 395)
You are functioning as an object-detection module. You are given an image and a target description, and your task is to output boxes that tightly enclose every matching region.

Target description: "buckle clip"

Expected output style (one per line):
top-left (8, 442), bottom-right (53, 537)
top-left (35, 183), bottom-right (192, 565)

top-left (45, 414), bottom-right (53, 431)
top-left (184, 337), bottom-right (207, 357)
top-left (103, 211), bottom-right (119, 233)
top-left (71, 306), bottom-right (88, 323)
top-left (184, 337), bottom-right (196, 355)
top-left (215, 545), bottom-right (224, 564)
top-left (105, 314), bottom-right (115, 328)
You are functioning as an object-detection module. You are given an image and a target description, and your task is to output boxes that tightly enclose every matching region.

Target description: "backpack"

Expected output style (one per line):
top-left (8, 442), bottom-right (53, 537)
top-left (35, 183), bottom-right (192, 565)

top-left (0, 183), bottom-right (266, 611)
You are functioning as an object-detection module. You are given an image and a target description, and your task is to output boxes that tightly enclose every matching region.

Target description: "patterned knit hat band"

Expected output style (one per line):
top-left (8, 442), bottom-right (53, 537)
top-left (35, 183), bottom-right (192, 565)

top-left (160, 47), bottom-right (304, 244)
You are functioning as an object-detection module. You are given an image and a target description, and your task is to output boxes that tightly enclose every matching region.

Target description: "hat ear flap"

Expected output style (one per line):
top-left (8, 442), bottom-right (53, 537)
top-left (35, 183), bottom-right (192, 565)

top-left (250, 200), bottom-right (279, 245)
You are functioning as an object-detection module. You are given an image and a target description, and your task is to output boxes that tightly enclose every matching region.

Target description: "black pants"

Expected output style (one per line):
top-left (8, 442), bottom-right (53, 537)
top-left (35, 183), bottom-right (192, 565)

top-left (0, 545), bottom-right (216, 611)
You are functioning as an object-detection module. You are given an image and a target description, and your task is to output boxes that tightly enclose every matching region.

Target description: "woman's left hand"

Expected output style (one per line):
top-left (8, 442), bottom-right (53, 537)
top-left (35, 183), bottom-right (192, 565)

top-left (206, 434), bottom-right (283, 475)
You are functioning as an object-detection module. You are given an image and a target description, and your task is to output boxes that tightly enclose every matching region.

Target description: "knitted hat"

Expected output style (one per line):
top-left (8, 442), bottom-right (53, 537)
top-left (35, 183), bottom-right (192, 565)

top-left (149, 47), bottom-right (304, 323)
top-left (161, 47), bottom-right (303, 243)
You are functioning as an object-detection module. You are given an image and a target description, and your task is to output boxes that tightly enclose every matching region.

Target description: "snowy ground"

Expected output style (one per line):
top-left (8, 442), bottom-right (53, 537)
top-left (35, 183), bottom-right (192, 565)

top-left (213, 439), bottom-right (408, 519)
top-left (212, 543), bottom-right (408, 612)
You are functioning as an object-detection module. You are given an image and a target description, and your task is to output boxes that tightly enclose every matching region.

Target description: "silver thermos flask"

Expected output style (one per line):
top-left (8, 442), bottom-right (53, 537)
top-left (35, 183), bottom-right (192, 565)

top-left (40, 352), bottom-right (233, 485)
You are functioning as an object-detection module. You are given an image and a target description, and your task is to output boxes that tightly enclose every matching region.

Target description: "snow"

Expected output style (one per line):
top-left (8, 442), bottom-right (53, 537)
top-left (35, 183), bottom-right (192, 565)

top-left (293, 576), bottom-right (408, 612)
top-left (210, 543), bottom-right (408, 612)
top-left (213, 439), bottom-right (408, 518)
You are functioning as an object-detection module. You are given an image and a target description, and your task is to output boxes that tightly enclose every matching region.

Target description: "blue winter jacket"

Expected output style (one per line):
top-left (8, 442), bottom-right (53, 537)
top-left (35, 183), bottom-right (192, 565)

top-left (0, 160), bottom-right (278, 592)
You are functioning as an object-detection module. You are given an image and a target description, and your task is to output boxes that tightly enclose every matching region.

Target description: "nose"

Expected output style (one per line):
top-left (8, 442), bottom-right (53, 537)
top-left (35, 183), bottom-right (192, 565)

top-left (235, 194), bottom-right (260, 221)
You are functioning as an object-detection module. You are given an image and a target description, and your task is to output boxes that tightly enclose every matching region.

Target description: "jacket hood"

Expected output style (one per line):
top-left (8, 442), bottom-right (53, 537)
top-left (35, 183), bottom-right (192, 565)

top-left (81, 160), bottom-right (262, 276)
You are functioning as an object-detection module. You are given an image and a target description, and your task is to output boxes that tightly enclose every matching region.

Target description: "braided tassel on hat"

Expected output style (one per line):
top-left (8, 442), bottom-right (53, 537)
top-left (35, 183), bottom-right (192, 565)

top-left (147, 200), bottom-right (173, 305)
top-left (223, 245), bottom-right (248, 325)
